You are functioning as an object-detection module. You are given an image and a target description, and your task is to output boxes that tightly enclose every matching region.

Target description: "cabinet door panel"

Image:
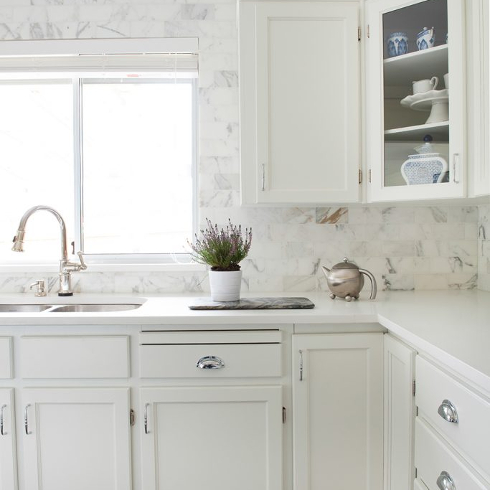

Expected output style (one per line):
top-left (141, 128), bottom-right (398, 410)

top-left (22, 388), bottom-right (131, 490)
top-left (141, 386), bottom-right (282, 490)
top-left (292, 333), bottom-right (383, 490)
top-left (240, 2), bottom-right (360, 204)
top-left (0, 389), bottom-right (17, 490)
top-left (384, 334), bottom-right (416, 490)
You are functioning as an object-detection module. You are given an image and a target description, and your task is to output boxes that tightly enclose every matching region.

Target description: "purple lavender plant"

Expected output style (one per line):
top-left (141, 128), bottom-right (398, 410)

top-left (188, 219), bottom-right (252, 271)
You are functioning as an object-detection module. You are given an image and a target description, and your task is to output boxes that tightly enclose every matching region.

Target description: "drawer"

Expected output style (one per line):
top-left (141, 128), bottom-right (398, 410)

top-left (416, 356), bottom-right (490, 478)
top-left (0, 337), bottom-right (12, 378)
top-left (415, 418), bottom-right (490, 490)
top-left (21, 336), bottom-right (130, 379)
top-left (140, 331), bottom-right (282, 378)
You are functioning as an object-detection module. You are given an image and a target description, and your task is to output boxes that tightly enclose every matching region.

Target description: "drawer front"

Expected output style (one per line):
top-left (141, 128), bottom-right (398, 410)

top-left (415, 418), bottom-right (490, 490)
top-left (140, 343), bottom-right (282, 378)
top-left (21, 336), bottom-right (130, 379)
top-left (416, 356), bottom-right (490, 477)
top-left (0, 337), bottom-right (12, 379)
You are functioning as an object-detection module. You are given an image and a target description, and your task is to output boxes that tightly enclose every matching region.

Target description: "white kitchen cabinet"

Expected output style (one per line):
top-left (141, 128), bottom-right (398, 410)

top-left (292, 333), bottom-right (383, 490)
top-left (384, 334), bottom-right (416, 490)
top-left (239, 2), bottom-right (361, 204)
top-left (140, 386), bottom-right (283, 490)
top-left (467, 0), bottom-right (490, 196)
top-left (21, 387), bottom-right (131, 490)
top-left (366, 0), bottom-right (466, 201)
top-left (0, 388), bottom-right (17, 490)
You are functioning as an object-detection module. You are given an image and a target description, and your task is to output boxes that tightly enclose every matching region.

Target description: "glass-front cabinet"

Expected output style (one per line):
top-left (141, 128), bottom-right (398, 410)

top-left (366, 0), bottom-right (465, 201)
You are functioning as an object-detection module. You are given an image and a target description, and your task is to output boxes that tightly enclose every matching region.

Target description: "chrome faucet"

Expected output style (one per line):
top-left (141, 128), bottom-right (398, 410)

top-left (12, 205), bottom-right (87, 296)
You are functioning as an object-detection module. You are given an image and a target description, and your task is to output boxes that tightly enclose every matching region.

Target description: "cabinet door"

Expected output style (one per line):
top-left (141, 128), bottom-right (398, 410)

top-left (0, 389), bottom-right (17, 490)
top-left (240, 2), bottom-right (361, 204)
top-left (140, 386), bottom-right (283, 490)
top-left (21, 388), bottom-right (131, 490)
top-left (366, 0), bottom-right (466, 201)
top-left (467, 0), bottom-right (490, 196)
top-left (384, 334), bottom-right (416, 490)
top-left (292, 333), bottom-right (383, 490)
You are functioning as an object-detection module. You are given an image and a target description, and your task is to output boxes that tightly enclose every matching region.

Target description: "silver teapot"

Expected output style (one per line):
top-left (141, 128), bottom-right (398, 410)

top-left (322, 258), bottom-right (377, 301)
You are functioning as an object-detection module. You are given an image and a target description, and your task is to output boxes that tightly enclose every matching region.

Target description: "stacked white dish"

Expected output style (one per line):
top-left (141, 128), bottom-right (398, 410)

top-left (400, 89), bottom-right (449, 124)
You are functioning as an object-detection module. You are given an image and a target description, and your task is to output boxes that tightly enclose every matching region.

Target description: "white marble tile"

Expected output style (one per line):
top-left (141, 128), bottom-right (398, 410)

top-left (413, 274), bottom-right (448, 290)
top-left (181, 4), bottom-right (215, 20)
top-left (382, 274), bottom-right (415, 291)
top-left (448, 273), bottom-right (478, 290)
top-left (414, 206), bottom-right (447, 223)
top-left (381, 207), bottom-right (415, 224)
top-left (283, 275), bottom-right (317, 292)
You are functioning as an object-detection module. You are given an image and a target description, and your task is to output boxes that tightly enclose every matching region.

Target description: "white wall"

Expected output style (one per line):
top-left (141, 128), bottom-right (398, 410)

top-left (0, 0), bottom-right (481, 294)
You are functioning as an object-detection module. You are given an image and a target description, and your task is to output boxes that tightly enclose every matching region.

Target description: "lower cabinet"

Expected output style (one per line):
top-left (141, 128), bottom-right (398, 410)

top-left (20, 387), bottom-right (131, 490)
top-left (140, 385), bottom-right (283, 490)
top-left (0, 388), bottom-right (17, 490)
top-left (384, 334), bottom-right (416, 490)
top-left (292, 333), bottom-right (383, 490)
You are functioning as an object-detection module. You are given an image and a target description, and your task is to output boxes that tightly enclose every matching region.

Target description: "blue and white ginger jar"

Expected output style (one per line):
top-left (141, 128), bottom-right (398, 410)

top-left (387, 32), bottom-right (408, 57)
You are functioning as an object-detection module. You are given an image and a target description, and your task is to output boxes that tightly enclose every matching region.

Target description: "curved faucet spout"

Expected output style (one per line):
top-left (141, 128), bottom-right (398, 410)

top-left (12, 205), bottom-right (68, 261)
top-left (12, 205), bottom-right (86, 296)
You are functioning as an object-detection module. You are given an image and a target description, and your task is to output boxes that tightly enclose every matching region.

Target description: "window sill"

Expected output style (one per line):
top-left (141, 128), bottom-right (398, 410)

top-left (0, 263), bottom-right (207, 274)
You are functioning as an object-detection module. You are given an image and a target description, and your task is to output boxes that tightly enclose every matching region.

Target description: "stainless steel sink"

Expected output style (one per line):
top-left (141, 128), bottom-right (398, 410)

top-left (49, 304), bottom-right (142, 313)
top-left (0, 304), bottom-right (52, 313)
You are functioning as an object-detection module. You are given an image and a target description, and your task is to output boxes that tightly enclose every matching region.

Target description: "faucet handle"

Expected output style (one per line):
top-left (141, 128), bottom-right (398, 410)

top-left (77, 251), bottom-right (87, 270)
top-left (29, 280), bottom-right (47, 297)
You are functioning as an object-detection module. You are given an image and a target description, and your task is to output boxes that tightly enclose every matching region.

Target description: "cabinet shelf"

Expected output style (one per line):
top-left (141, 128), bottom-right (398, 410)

top-left (384, 121), bottom-right (449, 141)
top-left (384, 45), bottom-right (448, 86)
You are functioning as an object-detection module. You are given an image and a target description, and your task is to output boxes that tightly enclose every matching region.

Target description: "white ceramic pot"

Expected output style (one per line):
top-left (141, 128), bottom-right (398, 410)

top-left (209, 270), bottom-right (242, 302)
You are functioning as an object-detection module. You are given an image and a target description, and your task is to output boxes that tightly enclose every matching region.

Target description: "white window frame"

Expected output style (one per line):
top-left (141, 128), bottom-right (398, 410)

top-left (0, 38), bottom-right (199, 269)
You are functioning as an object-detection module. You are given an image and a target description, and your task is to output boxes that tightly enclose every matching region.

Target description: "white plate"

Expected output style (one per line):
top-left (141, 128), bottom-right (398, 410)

top-left (400, 89), bottom-right (449, 111)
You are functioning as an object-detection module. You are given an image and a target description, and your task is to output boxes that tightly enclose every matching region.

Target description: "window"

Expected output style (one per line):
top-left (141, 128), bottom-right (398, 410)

top-left (0, 39), bottom-right (198, 265)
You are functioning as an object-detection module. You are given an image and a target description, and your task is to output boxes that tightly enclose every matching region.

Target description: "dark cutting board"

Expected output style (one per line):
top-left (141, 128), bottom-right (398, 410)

top-left (188, 297), bottom-right (315, 310)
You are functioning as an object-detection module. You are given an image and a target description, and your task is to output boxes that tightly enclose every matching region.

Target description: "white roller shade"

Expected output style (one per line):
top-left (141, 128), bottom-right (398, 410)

top-left (0, 38), bottom-right (199, 78)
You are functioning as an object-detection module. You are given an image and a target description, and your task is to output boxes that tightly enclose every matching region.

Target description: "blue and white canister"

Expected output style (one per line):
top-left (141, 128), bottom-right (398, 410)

top-left (387, 32), bottom-right (409, 57)
top-left (416, 27), bottom-right (435, 50)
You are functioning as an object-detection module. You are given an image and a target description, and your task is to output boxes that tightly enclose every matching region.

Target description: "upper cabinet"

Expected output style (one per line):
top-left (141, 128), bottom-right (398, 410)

top-left (467, 0), bottom-right (490, 197)
top-left (239, 2), bottom-right (361, 205)
top-left (366, 0), bottom-right (466, 202)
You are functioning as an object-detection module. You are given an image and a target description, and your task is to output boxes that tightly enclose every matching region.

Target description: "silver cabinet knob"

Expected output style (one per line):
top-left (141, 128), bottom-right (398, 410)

top-left (437, 471), bottom-right (456, 490)
top-left (196, 356), bottom-right (225, 369)
top-left (438, 399), bottom-right (459, 423)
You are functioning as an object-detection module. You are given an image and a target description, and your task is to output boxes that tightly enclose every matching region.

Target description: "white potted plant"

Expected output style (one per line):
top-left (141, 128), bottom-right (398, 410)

top-left (188, 219), bottom-right (252, 301)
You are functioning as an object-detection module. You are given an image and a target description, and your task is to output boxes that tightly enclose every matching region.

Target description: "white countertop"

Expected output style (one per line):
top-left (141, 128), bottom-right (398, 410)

top-left (0, 289), bottom-right (489, 393)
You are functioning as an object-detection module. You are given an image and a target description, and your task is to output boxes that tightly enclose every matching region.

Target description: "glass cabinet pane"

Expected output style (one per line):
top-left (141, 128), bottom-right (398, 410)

top-left (381, 0), bottom-right (449, 188)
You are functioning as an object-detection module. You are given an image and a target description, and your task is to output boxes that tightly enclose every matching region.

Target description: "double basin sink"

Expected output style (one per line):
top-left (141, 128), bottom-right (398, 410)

top-left (0, 303), bottom-right (142, 313)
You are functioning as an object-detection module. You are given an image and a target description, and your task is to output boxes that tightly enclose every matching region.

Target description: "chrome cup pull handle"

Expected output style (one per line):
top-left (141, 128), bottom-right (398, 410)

top-left (196, 356), bottom-right (225, 370)
top-left (144, 403), bottom-right (150, 435)
top-left (438, 399), bottom-right (459, 423)
top-left (24, 404), bottom-right (32, 435)
top-left (437, 471), bottom-right (456, 490)
top-left (0, 404), bottom-right (7, 436)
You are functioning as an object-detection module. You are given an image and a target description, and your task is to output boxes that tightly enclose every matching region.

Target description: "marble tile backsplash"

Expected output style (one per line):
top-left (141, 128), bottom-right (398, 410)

top-left (478, 204), bottom-right (490, 291)
top-left (0, 205), bottom-right (480, 294)
top-left (0, 0), bottom-right (485, 294)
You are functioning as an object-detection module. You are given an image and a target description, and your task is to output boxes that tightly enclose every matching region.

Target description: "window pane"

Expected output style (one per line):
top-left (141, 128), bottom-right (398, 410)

top-left (81, 79), bottom-right (195, 255)
top-left (0, 81), bottom-right (74, 263)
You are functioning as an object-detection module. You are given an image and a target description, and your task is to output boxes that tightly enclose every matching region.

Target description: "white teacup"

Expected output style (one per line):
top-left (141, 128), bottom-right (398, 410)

top-left (444, 73), bottom-right (449, 89)
top-left (412, 76), bottom-right (439, 94)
